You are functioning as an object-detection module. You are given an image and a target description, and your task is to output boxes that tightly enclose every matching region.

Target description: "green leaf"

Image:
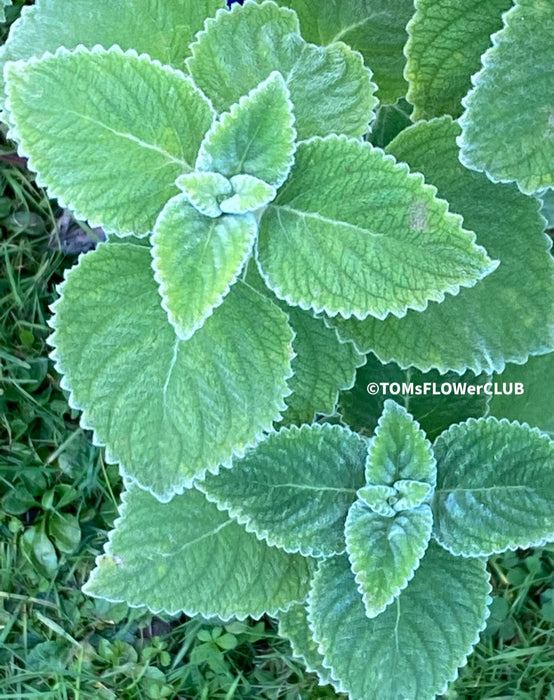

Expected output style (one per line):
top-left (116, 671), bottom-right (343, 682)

top-left (4, 46), bottom-right (214, 237)
top-left (196, 71), bottom-right (295, 188)
top-left (244, 262), bottom-right (365, 424)
top-left (0, 0), bottom-right (224, 104)
top-left (151, 196), bottom-right (257, 340)
top-left (49, 242), bottom-right (294, 501)
top-left (176, 172), bottom-right (232, 218)
top-left (21, 526), bottom-right (58, 578)
top-left (433, 417), bottom-right (554, 556)
top-left (187, 1), bottom-right (377, 140)
top-left (199, 424), bottom-right (367, 558)
top-left (458, 0), bottom-right (554, 194)
top-left (307, 544), bottom-right (491, 700)
top-left (278, 603), bottom-right (338, 689)
top-left (364, 400), bottom-right (436, 488)
top-left (405, 0), bottom-right (512, 120)
top-left (490, 353), bottom-right (554, 435)
top-left (339, 354), bottom-right (490, 441)
top-left (257, 135), bottom-right (496, 320)
top-left (0, 0), bottom-right (10, 24)
top-left (283, 308), bottom-right (364, 424)
top-left (84, 484), bottom-right (312, 618)
top-left (48, 512), bottom-right (81, 554)
top-left (333, 118), bottom-right (554, 374)
top-left (220, 176), bottom-right (277, 215)
top-left (369, 99), bottom-right (412, 149)
top-left (273, 0), bottom-right (415, 104)
top-left (359, 480), bottom-right (433, 515)
top-left (345, 502), bottom-right (433, 617)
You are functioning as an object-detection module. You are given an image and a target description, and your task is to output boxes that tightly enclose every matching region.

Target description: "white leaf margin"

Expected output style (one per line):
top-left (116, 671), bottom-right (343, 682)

top-left (151, 198), bottom-right (258, 341)
top-left (277, 605), bottom-right (343, 692)
top-left (432, 416), bottom-right (554, 557)
top-left (196, 422), bottom-right (369, 558)
top-left (46, 241), bottom-right (296, 503)
top-left (305, 554), bottom-right (493, 700)
top-left (195, 69), bottom-right (298, 188)
top-left (2, 44), bottom-right (216, 238)
top-left (456, 2), bottom-right (544, 195)
top-left (83, 479), bottom-right (311, 620)
top-left (345, 502), bottom-right (433, 619)
top-left (255, 133), bottom-right (499, 321)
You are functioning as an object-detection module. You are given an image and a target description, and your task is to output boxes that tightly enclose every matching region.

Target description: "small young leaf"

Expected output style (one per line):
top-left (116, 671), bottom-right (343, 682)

top-left (405, 0), bottom-right (512, 120)
top-left (257, 135), bottom-right (496, 320)
top-left (458, 0), bottom-right (554, 193)
top-left (278, 603), bottom-right (338, 689)
top-left (220, 175), bottom-right (277, 214)
top-left (490, 353), bottom-right (554, 435)
top-left (0, 0), bottom-right (225, 105)
top-left (4, 46), bottom-right (214, 237)
top-left (433, 418), bottom-right (554, 556)
top-left (339, 354), bottom-right (490, 441)
top-left (187, 1), bottom-right (377, 140)
top-left (364, 400), bottom-right (436, 488)
top-left (175, 172), bottom-right (232, 218)
top-left (49, 242), bottom-right (294, 501)
top-left (274, 0), bottom-right (415, 105)
top-left (307, 544), bottom-right (491, 700)
top-left (345, 502), bottom-right (433, 617)
top-left (333, 118), bottom-right (554, 374)
top-left (199, 424), bottom-right (367, 558)
top-left (84, 484), bottom-right (312, 618)
top-left (152, 195), bottom-right (257, 339)
top-left (196, 71), bottom-right (295, 188)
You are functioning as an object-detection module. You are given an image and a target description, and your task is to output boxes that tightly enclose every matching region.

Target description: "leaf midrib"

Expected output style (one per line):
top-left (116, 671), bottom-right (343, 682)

top-left (66, 108), bottom-right (191, 169)
top-left (269, 203), bottom-right (383, 238)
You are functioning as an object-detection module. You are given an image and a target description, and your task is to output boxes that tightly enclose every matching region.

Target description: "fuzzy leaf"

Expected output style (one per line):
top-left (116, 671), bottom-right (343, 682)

top-left (196, 71), bottom-right (295, 188)
top-left (307, 544), bottom-right (491, 700)
top-left (278, 603), bottom-right (338, 689)
top-left (84, 484), bottom-right (311, 618)
top-left (220, 175), bottom-right (277, 214)
top-left (364, 400), bottom-right (436, 488)
top-left (257, 135), bottom-right (496, 320)
top-left (0, 0), bottom-right (10, 23)
top-left (490, 354), bottom-right (554, 435)
top-left (4, 47), bottom-right (214, 237)
top-left (339, 354), bottom-right (490, 441)
top-left (333, 118), bottom-right (554, 374)
top-left (345, 502), bottom-right (433, 618)
top-left (199, 424), bottom-right (367, 558)
top-left (274, 0), bottom-right (415, 104)
top-left (0, 0), bottom-right (224, 105)
top-left (405, 0), bottom-right (511, 120)
top-left (176, 172), bottom-right (232, 218)
top-left (458, 0), bottom-right (554, 194)
top-left (433, 418), bottom-right (554, 556)
top-left (151, 196), bottom-right (257, 340)
top-left (244, 263), bottom-right (365, 424)
top-left (49, 242), bottom-right (293, 501)
top-left (187, 1), bottom-right (377, 140)
top-left (283, 308), bottom-right (364, 424)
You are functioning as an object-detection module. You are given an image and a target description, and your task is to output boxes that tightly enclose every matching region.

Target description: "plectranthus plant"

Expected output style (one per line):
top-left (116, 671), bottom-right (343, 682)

top-left (1, 0), bottom-right (553, 697)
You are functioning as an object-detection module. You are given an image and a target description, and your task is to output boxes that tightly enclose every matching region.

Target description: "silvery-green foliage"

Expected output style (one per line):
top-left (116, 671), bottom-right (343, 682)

top-left (3, 1), bottom-right (553, 698)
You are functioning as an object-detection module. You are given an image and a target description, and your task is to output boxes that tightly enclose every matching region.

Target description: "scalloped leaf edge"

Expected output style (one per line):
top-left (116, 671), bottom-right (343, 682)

top-left (47, 241), bottom-right (296, 503)
top-left (3, 44), bottom-right (216, 237)
top-left (196, 422), bottom-right (369, 558)
top-left (256, 133), bottom-right (498, 321)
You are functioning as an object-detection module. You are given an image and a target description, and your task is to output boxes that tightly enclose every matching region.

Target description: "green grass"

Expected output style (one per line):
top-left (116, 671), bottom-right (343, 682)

top-left (0, 5), bottom-right (552, 697)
